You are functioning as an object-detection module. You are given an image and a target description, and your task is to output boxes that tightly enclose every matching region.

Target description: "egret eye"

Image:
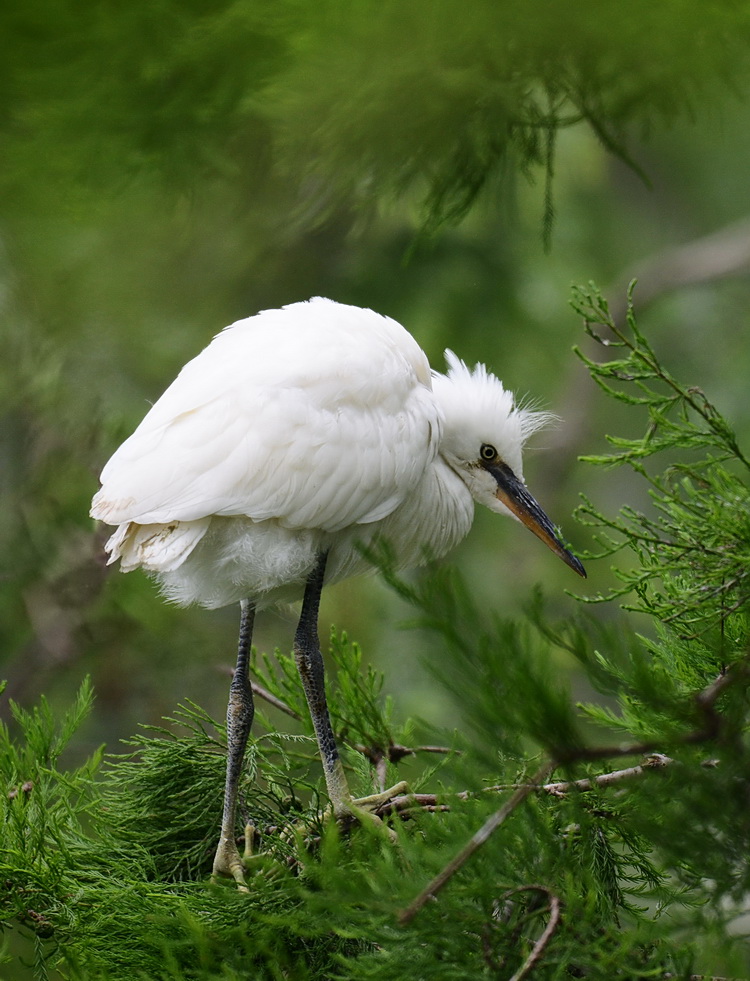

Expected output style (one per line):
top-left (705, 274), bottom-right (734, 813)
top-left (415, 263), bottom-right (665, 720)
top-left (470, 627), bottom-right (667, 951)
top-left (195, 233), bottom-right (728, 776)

top-left (480, 443), bottom-right (497, 462)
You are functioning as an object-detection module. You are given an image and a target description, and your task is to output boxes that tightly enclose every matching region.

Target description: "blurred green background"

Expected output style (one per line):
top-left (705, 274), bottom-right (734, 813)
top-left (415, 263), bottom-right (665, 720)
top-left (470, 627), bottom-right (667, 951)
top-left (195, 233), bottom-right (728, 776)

top-left (2, 0), bottom-right (750, 762)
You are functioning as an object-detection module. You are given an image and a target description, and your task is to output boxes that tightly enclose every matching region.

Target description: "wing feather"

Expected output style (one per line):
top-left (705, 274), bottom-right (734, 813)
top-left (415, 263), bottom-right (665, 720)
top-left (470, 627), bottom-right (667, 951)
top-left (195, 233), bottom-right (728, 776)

top-left (91, 299), bottom-right (441, 534)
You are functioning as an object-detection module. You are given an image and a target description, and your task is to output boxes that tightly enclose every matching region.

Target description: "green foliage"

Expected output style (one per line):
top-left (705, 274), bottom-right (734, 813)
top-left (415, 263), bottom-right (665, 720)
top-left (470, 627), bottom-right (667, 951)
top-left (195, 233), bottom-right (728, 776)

top-left (4, 292), bottom-right (750, 978)
top-left (0, 675), bottom-right (688, 980)
top-left (2, 0), bottom-right (749, 238)
top-left (572, 282), bottom-right (750, 641)
top-left (265, 0), bottom-right (750, 240)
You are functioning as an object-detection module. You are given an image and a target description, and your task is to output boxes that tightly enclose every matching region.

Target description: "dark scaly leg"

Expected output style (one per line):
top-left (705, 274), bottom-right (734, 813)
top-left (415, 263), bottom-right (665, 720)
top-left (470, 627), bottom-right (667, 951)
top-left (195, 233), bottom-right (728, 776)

top-left (294, 552), bottom-right (408, 819)
top-left (212, 599), bottom-right (255, 888)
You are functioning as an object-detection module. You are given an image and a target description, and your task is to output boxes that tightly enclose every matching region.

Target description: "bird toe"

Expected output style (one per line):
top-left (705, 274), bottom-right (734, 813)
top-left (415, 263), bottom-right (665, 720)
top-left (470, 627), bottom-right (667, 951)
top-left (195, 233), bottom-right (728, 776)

top-left (211, 834), bottom-right (250, 892)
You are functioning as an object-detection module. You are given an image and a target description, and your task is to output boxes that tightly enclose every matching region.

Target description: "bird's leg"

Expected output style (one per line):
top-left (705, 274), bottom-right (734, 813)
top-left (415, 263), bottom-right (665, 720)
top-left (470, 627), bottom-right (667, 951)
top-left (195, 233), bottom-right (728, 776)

top-left (212, 599), bottom-right (255, 889)
top-left (294, 553), bottom-right (408, 824)
top-left (294, 553), bottom-right (351, 815)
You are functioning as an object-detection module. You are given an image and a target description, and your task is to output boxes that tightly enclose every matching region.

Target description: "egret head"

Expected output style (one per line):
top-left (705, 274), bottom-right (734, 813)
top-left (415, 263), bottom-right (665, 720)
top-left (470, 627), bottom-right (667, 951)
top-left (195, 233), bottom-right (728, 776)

top-left (433, 352), bottom-right (585, 577)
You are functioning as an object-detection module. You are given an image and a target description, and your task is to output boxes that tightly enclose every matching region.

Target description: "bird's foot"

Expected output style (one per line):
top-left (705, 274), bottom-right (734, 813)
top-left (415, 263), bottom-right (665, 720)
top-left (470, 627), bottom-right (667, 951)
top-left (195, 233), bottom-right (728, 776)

top-left (347, 780), bottom-right (411, 814)
top-left (211, 826), bottom-right (254, 892)
top-left (334, 781), bottom-right (411, 840)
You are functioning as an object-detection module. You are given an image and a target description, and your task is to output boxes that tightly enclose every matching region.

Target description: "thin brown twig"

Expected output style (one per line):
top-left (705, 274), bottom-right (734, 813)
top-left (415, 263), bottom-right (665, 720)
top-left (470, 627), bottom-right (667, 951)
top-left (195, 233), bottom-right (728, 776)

top-left (499, 885), bottom-right (562, 981)
top-left (354, 742), bottom-right (455, 765)
top-left (246, 674), bottom-right (458, 782)
top-left (409, 744), bottom-right (455, 755)
top-left (251, 682), bottom-right (302, 721)
top-left (378, 754), bottom-right (674, 818)
top-left (507, 752), bottom-right (673, 796)
top-left (239, 671), bottom-right (458, 762)
top-left (556, 660), bottom-right (750, 764)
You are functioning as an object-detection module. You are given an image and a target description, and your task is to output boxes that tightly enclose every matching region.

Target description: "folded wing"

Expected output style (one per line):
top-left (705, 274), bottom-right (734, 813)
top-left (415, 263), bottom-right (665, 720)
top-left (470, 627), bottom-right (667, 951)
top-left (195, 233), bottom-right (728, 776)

top-left (91, 300), bottom-right (441, 542)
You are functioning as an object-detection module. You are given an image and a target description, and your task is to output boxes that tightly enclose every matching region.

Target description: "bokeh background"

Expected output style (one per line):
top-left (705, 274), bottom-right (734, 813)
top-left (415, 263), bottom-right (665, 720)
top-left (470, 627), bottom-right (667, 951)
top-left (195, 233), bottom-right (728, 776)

top-left (2, 1), bottom-right (750, 765)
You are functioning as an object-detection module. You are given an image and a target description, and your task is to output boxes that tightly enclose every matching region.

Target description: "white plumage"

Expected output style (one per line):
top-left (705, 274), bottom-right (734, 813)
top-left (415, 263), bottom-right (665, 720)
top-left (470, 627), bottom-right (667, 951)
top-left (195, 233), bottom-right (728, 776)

top-left (91, 297), bottom-right (584, 887)
top-left (91, 297), bottom-right (568, 608)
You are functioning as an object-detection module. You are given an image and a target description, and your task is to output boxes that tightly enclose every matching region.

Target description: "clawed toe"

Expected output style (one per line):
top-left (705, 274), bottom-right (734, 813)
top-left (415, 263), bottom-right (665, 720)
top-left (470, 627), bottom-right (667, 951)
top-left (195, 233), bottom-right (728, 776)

top-left (211, 831), bottom-right (250, 892)
top-left (349, 780), bottom-right (410, 813)
top-left (331, 781), bottom-right (411, 842)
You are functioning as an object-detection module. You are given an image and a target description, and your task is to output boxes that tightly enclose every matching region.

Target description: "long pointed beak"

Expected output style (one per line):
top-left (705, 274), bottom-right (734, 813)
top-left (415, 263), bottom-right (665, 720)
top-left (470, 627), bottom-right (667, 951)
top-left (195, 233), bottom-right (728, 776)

top-left (487, 462), bottom-right (586, 578)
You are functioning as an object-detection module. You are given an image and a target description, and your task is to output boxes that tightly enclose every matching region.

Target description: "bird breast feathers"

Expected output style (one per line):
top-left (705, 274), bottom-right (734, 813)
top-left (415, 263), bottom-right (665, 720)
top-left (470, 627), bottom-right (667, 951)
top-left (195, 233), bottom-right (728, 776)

top-left (92, 300), bottom-right (441, 533)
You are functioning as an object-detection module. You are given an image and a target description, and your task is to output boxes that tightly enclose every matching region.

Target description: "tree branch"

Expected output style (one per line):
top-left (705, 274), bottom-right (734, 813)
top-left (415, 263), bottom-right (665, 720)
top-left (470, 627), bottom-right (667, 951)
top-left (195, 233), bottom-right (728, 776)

top-left (250, 681), bottom-right (302, 721)
top-left (499, 885), bottom-right (562, 981)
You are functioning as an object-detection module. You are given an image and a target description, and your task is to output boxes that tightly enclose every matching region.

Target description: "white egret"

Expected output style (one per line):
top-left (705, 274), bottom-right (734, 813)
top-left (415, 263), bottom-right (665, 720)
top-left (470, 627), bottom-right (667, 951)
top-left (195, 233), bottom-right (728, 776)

top-left (91, 297), bottom-right (585, 887)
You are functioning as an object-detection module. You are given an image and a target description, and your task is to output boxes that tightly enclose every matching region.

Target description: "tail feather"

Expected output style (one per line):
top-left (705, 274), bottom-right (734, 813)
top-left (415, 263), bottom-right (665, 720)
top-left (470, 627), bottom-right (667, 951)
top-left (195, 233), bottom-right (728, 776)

top-left (104, 518), bottom-right (211, 572)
